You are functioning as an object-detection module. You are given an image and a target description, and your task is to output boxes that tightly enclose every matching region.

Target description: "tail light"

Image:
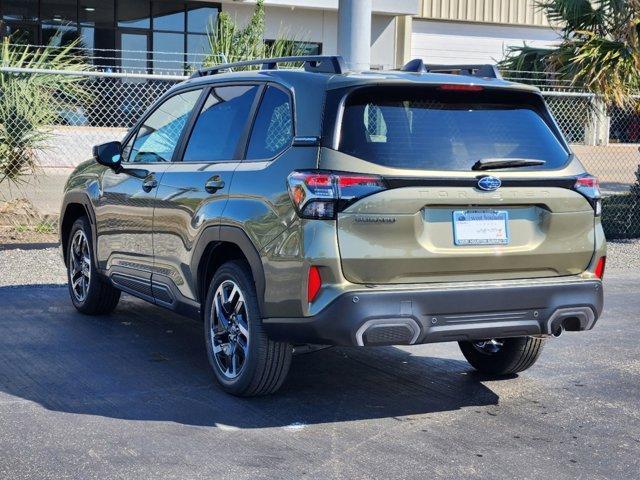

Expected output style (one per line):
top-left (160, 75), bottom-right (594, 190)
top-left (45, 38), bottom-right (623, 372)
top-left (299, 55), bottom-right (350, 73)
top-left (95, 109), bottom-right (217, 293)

top-left (287, 171), bottom-right (386, 219)
top-left (594, 256), bottom-right (606, 279)
top-left (307, 266), bottom-right (322, 302)
top-left (574, 175), bottom-right (601, 215)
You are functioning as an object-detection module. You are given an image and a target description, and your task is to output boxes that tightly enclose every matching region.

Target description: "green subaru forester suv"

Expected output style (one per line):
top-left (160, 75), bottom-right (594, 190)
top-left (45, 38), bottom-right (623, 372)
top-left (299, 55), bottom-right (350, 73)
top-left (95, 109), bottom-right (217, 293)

top-left (59, 56), bottom-right (605, 396)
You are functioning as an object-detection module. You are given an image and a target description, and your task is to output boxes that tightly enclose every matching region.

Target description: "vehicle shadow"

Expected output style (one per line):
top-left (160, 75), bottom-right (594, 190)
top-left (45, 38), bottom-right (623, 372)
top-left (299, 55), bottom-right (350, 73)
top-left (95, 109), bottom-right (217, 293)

top-left (0, 285), bottom-right (500, 428)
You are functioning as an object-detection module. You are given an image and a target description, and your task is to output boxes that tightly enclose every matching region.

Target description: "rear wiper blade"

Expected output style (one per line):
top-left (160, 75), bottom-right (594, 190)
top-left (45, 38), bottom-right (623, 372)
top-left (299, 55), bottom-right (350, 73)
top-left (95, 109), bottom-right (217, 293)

top-left (471, 158), bottom-right (546, 171)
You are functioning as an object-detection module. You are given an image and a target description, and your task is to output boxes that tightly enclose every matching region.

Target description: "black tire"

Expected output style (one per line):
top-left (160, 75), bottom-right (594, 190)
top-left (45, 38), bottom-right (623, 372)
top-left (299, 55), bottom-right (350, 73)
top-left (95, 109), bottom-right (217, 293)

top-left (204, 260), bottom-right (292, 396)
top-left (66, 216), bottom-right (120, 315)
top-left (458, 337), bottom-right (545, 375)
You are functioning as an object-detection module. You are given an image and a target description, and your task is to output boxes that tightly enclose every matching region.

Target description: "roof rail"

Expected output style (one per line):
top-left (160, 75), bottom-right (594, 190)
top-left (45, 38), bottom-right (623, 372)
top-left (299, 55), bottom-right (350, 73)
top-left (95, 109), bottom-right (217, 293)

top-left (190, 55), bottom-right (347, 78)
top-left (401, 59), bottom-right (502, 80)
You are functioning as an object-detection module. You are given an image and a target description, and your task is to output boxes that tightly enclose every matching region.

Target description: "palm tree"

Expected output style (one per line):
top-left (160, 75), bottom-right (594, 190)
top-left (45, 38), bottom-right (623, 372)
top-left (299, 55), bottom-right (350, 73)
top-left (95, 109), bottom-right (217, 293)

top-left (499, 0), bottom-right (640, 106)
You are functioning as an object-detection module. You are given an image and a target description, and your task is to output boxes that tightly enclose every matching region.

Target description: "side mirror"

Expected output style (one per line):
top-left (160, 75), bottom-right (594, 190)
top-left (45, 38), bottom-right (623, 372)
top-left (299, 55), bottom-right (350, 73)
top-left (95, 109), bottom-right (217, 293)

top-left (93, 141), bottom-right (123, 172)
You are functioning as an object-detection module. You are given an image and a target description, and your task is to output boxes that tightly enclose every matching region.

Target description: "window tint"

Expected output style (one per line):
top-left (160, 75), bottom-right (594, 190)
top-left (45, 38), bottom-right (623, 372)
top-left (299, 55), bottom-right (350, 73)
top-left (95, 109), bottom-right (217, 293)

top-left (338, 87), bottom-right (569, 171)
top-left (129, 89), bottom-right (201, 163)
top-left (183, 85), bottom-right (259, 162)
top-left (247, 87), bottom-right (293, 159)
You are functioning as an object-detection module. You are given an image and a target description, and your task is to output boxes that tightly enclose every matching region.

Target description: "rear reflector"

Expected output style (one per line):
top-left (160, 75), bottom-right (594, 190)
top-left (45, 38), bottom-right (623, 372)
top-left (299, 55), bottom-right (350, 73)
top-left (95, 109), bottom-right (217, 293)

top-left (307, 266), bottom-right (322, 302)
top-left (594, 257), bottom-right (606, 279)
top-left (438, 84), bottom-right (484, 92)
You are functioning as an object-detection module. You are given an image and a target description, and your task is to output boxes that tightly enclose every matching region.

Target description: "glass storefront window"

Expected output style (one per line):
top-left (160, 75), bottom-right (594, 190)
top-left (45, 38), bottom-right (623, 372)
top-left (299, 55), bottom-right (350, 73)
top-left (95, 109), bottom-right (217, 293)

top-left (153, 1), bottom-right (184, 32)
top-left (117, 0), bottom-right (151, 29)
top-left (81, 26), bottom-right (117, 68)
top-left (2, 0), bottom-right (38, 21)
top-left (0, 0), bottom-right (221, 72)
top-left (41, 0), bottom-right (77, 24)
top-left (80, 0), bottom-right (115, 27)
top-left (153, 32), bottom-right (184, 74)
top-left (187, 33), bottom-right (209, 69)
top-left (264, 40), bottom-right (322, 56)
top-left (120, 32), bottom-right (149, 72)
top-left (42, 24), bottom-right (78, 46)
top-left (2, 22), bottom-right (38, 44)
top-left (187, 5), bottom-right (218, 33)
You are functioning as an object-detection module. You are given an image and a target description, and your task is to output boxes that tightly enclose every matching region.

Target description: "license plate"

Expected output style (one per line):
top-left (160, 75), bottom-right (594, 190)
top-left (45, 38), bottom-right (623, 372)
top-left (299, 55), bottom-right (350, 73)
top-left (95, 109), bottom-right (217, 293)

top-left (452, 210), bottom-right (509, 245)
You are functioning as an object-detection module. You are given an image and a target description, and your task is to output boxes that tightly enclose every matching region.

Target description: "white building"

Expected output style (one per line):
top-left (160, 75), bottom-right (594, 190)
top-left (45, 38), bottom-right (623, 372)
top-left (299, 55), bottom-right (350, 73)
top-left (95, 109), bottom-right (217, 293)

top-left (409, 0), bottom-right (561, 65)
top-left (1, 0), bottom-right (560, 71)
top-left (221, 0), bottom-right (419, 70)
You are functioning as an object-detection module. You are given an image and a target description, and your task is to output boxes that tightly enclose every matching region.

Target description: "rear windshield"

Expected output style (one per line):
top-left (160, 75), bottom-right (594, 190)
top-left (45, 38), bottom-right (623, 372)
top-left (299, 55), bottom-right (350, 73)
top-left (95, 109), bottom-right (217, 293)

top-left (337, 87), bottom-right (569, 171)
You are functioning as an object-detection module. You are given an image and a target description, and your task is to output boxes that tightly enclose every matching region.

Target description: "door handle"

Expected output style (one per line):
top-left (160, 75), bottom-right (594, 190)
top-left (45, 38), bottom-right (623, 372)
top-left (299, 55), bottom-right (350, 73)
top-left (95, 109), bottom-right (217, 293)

top-left (142, 175), bottom-right (158, 192)
top-left (205, 176), bottom-right (225, 193)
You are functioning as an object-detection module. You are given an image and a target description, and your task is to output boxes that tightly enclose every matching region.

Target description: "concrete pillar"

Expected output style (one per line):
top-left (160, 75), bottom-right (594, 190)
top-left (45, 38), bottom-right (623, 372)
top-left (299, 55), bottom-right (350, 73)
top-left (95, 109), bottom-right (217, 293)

top-left (337, 0), bottom-right (372, 71)
top-left (395, 15), bottom-right (413, 68)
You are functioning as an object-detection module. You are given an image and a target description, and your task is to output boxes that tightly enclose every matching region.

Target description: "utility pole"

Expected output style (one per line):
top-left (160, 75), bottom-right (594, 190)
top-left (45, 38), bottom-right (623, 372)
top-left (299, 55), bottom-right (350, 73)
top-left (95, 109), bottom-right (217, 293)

top-left (337, 0), bottom-right (372, 71)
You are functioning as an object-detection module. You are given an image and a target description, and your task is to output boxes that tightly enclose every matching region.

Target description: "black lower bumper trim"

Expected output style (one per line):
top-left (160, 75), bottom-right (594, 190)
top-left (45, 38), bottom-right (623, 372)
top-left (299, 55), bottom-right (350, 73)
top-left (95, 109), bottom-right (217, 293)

top-left (263, 279), bottom-right (603, 346)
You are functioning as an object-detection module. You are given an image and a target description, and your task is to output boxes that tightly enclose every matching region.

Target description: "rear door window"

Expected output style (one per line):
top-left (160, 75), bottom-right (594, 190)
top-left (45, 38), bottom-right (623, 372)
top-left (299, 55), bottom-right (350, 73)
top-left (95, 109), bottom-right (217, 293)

top-left (338, 87), bottom-right (569, 171)
top-left (182, 85), bottom-right (259, 162)
top-left (246, 86), bottom-right (293, 159)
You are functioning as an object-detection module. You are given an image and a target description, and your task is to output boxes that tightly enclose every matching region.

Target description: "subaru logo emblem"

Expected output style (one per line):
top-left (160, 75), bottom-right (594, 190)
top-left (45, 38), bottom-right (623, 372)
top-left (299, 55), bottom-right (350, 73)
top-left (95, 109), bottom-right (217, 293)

top-left (477, 176), bottom-right (501, 191)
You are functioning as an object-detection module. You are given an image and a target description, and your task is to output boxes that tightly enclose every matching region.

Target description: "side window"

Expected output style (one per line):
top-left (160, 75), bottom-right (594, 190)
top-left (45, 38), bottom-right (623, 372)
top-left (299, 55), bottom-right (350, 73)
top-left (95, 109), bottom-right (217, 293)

top-left (246, 86), bottom-right (293, 160)
top-left (129, 89), bottom-right (202, 163)
top-left (183, 85), bottom-right (259, 162)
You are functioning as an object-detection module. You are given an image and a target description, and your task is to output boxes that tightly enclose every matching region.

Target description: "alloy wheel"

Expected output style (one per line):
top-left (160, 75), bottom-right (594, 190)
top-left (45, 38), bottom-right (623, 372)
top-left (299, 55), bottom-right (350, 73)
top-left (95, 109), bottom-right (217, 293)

top-left (69, 229), bottom-right (91, 302)
top-left (210, 280), bottom-right (250, 379)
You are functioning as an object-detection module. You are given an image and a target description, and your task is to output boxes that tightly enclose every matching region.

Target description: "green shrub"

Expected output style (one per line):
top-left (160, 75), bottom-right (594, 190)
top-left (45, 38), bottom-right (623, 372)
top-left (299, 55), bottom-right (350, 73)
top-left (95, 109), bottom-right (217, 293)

top-left (601, 194), bottom-right (640, 239)
top-left (202, 0), bottom-right (307, 69)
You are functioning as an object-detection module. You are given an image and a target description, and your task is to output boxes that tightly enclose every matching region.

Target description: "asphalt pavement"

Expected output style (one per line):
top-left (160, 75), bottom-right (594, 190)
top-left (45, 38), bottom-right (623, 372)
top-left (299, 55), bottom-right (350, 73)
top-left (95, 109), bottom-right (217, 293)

top-left (0, 272), bottom-right (638, 479)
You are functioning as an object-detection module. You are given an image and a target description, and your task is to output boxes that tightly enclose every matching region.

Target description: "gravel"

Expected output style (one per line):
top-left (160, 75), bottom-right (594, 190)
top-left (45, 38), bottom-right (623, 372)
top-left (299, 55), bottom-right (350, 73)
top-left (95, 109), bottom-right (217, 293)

top-left (605, 239), bottom-right (640, 271)
top-left (0, 241), bottom-right (637, 287)
top-left (0, 247), bottom-right (66, 287)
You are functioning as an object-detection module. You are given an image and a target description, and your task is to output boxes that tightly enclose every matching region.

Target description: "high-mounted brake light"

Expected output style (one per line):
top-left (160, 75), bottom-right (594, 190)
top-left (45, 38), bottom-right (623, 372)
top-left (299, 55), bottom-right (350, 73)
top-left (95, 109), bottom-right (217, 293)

top-left (594, 256), bottom-right (606, 279)
top-left (287, 171), bottom-right (386, 219)
top-left (574, 175), bottom-right (601, 216)
top-left (438, 84), bottom-right (484, 92)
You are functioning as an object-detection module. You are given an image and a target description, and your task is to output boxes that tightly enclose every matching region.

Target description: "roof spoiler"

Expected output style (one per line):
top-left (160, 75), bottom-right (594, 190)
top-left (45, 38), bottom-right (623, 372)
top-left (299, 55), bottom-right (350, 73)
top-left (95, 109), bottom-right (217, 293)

top-left (401, 59), bottom-right (502, 80)
top-left (190, 55), bottom-right (347, 78)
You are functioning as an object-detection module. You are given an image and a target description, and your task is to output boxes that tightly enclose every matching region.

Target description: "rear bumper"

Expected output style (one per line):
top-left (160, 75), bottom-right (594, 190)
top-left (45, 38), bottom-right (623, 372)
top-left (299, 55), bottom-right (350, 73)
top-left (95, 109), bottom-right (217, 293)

top-left (263, 279), bottom-right (604, 346)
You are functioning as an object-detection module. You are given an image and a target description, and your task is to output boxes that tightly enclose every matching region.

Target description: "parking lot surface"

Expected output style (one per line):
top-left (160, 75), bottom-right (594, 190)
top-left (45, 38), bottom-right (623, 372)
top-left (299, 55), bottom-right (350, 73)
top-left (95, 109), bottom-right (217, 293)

top-left (0, 272), bottom-right (638, 479)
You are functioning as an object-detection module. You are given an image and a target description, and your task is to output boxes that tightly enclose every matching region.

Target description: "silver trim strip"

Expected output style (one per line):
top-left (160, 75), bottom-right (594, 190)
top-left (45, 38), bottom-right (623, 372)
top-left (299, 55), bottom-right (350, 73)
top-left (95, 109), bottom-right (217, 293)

top-left (546, 307), bottom-right (596, 334)
top-left (355, 318), bottom-right (421, 347)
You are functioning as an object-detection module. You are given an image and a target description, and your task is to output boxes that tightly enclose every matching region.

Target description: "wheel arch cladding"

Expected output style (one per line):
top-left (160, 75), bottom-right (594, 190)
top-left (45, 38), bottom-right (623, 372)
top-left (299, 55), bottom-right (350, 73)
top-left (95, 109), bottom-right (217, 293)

top-left (193, 226), bottom-right (266, 313)
top-left (60, 200), bottom-right (92, 266)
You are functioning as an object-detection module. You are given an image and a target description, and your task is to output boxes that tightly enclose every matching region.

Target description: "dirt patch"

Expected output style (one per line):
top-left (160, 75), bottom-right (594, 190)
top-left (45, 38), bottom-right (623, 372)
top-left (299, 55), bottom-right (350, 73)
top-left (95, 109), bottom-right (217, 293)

top-left (0, 229), bottom-right (58, 245)
top-left (0, 198), bottom-right (58, 243)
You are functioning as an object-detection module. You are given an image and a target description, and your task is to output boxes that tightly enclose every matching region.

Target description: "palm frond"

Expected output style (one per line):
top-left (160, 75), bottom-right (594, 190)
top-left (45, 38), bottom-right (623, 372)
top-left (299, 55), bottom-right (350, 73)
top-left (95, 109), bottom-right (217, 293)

top-left (0, 32), bottom-right (91, 183)
top-left (536, 0), bottom-right (605, 36)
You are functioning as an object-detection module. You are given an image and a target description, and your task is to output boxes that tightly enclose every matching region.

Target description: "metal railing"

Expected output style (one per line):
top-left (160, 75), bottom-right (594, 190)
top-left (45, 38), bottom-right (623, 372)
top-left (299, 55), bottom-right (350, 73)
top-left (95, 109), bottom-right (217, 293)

top-left (0, 67), bottom-right (638, 240)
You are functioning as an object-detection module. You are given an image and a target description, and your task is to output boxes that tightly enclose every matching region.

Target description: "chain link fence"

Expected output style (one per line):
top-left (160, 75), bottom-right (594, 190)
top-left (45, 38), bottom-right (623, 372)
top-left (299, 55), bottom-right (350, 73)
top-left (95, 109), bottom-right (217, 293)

top-left (544, 92), bottom-right (640, 238)
top-left (1, 67), bottom-right (639, 242)
top-left (0, 68), bottom-right (182, 241)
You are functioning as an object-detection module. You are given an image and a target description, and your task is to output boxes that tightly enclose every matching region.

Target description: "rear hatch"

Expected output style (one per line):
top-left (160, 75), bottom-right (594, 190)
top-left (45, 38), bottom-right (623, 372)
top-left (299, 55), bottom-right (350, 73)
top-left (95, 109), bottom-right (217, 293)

top-left (321, 84), bottom-right (596, 284)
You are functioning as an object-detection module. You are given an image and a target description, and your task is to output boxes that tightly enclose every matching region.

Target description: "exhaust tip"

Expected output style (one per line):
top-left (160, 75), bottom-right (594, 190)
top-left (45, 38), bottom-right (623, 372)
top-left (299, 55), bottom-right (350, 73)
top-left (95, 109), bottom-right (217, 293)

top-left (551, 325), bottom-right (564, 338)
